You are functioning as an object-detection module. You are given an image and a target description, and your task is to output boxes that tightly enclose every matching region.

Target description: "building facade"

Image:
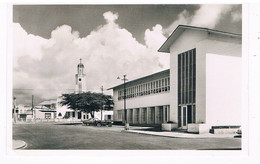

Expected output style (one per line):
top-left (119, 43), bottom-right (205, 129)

top-left (110, 25), bottom-right (242, 133)
top-left (110, 69), bottom-right (171, 125)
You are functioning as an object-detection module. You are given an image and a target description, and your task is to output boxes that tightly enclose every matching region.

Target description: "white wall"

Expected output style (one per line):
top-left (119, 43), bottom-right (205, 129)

top-left (168, 29), bottom-right (241, 125)
top-left (93, 111), bottom-right (113, 120)
top-left (169, 29), bottom-right (208, 123)
top-left (35, 110), bottom-right (55, 119)
top-left (113, 90), bottom-right (170, 121)
top-left (206, 53), bottom-right (241, 125)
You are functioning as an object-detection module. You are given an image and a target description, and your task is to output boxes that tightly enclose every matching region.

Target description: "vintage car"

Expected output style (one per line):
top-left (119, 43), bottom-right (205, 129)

top-left (82, 118), bottom-right (113, 127)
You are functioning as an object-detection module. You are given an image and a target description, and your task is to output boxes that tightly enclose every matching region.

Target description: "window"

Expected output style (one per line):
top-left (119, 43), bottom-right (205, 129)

top-left (158, 79), bottom-right (162, 93)
top-left (142, 108), bottom-right (147, 123)
top-left (178, 48), bottom-right (196, 105)
top-left (117, 76), bottom-right (170, 100)
top-left (107, 115), bottom-right (112, 120)
top-left (45, 113), bottom-right (51, 119)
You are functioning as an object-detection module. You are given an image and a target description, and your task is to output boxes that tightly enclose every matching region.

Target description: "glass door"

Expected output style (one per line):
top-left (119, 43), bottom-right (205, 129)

top-left (181, 106), bottom-right (188, 129)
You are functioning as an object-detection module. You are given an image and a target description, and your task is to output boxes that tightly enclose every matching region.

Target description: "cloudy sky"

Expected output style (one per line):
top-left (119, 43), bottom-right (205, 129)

top-left (13, 4), bottom-right (242, 105)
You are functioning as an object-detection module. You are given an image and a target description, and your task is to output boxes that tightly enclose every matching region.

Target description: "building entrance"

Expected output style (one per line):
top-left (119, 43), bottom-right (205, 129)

top-left (178, 105), bottom-right (193, 129)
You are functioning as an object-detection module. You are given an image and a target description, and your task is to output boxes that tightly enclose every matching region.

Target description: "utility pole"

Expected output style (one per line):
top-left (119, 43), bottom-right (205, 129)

top-left (32, 95), bottom-right (35, 120)
top-left (101, 86), bottom-right (104, 121)
top-left (118, 75), bottom-right (129, 130)
top-left (13, 97), bottom-right (17, 123)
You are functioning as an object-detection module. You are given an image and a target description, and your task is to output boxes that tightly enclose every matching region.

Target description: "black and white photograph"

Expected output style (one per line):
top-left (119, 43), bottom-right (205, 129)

top-left (10, 4), bottom-right (244, 151)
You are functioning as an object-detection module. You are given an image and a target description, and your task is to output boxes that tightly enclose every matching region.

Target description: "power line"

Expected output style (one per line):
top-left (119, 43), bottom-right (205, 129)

top-left (13, 88), bottom-right (75, 91)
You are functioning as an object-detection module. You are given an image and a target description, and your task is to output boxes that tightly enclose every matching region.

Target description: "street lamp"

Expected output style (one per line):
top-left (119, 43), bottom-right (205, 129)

top-left (117, 75), bottom-right (129, 130)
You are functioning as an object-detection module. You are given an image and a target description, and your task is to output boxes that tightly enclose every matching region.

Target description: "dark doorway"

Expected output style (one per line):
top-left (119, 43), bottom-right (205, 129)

top-left (78, 112), bottom-right (82, 119)
top-left (178, 106), bottom-right (181, 127)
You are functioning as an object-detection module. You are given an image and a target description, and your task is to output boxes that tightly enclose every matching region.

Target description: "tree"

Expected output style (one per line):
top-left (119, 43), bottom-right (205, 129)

top-left (60, 92), bottom-right (113, 118)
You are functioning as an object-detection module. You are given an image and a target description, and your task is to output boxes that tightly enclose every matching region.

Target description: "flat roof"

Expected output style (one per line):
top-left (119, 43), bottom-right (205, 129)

top-left (158, 25), bottom-right (242, 53)
top-left (39, 100), bottom-right (57, 105)
top-left (107, 69), bottom-right (170, 90)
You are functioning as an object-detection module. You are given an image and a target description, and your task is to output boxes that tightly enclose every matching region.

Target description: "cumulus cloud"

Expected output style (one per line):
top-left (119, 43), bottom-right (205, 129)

top-left (144, 24), bottom-right (169, 68)
top-left (164, 4), bottom-right (235, 35)
top-left (145, 24), bottom-right (166, 50)
top-left (164, 10), bottom-right (192, 34)
top-left (13, 11), bottom-right (170, 105)
top-left (103, 11), bottom-right (119, 24)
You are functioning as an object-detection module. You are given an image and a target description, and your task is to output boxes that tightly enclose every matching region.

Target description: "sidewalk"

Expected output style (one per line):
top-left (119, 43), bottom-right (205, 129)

top-left (13, 140), bottom-right (27, 149)
top-left (122, 127), bottom-right (238, 139)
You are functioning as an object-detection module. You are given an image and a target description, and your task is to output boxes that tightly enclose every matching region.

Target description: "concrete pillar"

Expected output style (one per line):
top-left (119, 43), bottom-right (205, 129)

top-left (133, 109), bottom-right (135, 124)
top-left (146, 107), bottom-right (149, 124)
top-left (75, 111), bottom-right (78, 120)
top-left (168, 105), bottom-right (170, 122)
top-left (127, 109), bottom-right (130, 123)
top-left (155, 106), bottom-right (159, 124)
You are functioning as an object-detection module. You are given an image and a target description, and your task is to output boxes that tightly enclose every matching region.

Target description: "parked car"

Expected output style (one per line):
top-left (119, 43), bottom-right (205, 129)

top-left (82, 118), bottom-right (113, 127)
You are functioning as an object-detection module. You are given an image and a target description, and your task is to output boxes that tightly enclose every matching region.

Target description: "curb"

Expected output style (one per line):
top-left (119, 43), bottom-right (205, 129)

top-left (122, 130), bottom-right (236, 139)
top-left (13, 140), bottom-right (27, 150)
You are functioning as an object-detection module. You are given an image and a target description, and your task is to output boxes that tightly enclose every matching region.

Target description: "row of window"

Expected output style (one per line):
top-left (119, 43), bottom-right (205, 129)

top-left (118, 77), bottom-right (170, 100)
top-left (117, 106), bottom-right (169, 124)
top-left (178, 48), bottom-right (196, 105)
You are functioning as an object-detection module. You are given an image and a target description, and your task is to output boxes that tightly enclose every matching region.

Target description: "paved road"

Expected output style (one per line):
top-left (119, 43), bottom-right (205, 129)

top-left (13, 124), bottom-right (241, 150)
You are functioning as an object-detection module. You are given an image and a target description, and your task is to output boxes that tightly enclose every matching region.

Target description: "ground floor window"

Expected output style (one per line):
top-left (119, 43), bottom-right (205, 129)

top-left (142, 108), bottom-right (147, 123)
top-left (157, 106), bottom-right (163, 123)
top-left (45, 113), bottom-right (51, 119)
top-left (117, 110), bottom-right (123, 120)
top-left (135, 108), bottom-right (139, 123)
top-left (128, 109), bottom-right (133, 123)
top-left (148, 107), bottom-right (155, 124)
top-left (107, 115), bottom-right (112, 120)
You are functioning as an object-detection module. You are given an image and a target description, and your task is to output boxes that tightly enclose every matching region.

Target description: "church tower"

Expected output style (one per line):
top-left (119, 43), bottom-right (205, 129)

top-left (75, 59), bottom-right (87, 93)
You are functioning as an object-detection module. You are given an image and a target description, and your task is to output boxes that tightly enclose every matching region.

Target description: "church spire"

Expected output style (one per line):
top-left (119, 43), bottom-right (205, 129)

top-left (77, 58), bottom-right (84, 74)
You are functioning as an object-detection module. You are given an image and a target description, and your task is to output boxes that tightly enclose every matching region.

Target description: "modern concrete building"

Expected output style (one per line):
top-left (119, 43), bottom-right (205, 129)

top-left (109, 69), bottom-right (171, 125)
top-left (110, 25), bottom-right (242, 133)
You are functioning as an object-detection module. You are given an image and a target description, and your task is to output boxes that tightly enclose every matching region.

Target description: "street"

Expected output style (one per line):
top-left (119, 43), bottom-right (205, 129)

top-left (13, 124), bottom-right (241, 150)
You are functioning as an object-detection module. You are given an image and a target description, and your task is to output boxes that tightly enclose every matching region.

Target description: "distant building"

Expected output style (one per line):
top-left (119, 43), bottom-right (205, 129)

top-left (110, 25), bottom-right (241, 133)
top-left (34, 100), bottom-right (57, 120)
top-left (15, 104), bottom-right (33, 122)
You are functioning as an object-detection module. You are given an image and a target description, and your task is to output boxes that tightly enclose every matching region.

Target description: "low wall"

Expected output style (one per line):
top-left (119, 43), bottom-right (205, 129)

top-left (187, 124), bottom-right (210, 134)
top-left (161, 123), bottom-right (178, 131)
